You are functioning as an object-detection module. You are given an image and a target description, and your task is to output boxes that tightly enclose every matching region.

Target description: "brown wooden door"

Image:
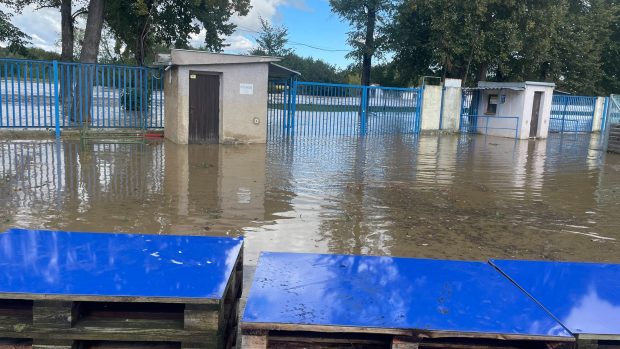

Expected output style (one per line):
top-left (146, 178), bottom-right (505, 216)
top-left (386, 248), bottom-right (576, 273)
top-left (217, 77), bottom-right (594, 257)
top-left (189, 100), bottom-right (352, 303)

top-left (189, 72), bottom-right (220, 144)
top-left (530, 92), bottom-right (543, 138)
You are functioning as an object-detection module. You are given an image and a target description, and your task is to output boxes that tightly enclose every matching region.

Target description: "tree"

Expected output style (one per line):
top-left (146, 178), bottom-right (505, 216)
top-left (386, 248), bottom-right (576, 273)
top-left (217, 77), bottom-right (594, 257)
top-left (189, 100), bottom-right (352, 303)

top-left (330, 0), bottom-right (394, 86)
top-left (279, 53), bottom-right (344, 83)
top-left (105, 0), bottom-right (251, 65)
top-left (250, 17), bottom-right (292, 56)
top-left (388, 0), bottom-right (620, 94)
top-left (0, 10), bottom-right (29, 53)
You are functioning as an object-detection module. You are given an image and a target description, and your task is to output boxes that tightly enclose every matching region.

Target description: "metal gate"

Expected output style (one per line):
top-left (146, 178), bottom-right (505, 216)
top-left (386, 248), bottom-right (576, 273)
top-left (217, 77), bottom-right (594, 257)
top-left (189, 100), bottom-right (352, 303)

top-left (267, 81), bottom-right (422, 139)
top-left (549, 95), bottom-right (597, 133)
top-left (459, 89), bottom-right (479, 133)
top-left (0, 58), bottom-right (164, 134)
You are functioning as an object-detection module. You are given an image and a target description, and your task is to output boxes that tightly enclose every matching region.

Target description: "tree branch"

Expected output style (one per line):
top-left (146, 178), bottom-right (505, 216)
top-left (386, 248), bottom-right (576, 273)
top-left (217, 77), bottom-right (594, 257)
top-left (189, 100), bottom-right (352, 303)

top-left (72, 8), bottom-right (87, 19)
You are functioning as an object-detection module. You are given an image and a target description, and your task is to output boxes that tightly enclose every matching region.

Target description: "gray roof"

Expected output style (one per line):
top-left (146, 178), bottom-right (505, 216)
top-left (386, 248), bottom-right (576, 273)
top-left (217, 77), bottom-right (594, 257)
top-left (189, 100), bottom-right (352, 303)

top-left (269, 63), bottom-right (301, 78)
top-left (155, 49), bottom-right (281, 66)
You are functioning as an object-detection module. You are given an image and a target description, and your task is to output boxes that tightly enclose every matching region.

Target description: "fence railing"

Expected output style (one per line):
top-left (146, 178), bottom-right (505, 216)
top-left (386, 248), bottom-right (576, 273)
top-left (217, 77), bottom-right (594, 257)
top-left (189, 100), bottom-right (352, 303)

top-left (550, 95), bottom-right (597, 133)
top-left (0, 58), bottom-right (164, 133)
top-left (606, 95), bottom-right (620, 126)
top-left (464, 115), bottom-right (520, 138)
top-left (268, 80), bottom-right (422, 138)
top-left (460, 89), bottom-right (480, 133)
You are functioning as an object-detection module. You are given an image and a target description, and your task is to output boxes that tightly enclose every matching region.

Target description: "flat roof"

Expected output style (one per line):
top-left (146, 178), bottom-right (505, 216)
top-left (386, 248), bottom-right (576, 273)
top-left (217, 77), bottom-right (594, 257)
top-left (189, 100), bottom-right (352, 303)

top-left (477, 81), bottom-right (556, 90)
top-left (155, 49), bottom-right (281, 66)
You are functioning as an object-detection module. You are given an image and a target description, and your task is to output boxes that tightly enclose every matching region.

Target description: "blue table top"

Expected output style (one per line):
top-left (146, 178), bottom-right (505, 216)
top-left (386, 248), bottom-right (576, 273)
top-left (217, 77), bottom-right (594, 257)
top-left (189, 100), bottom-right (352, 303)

top-left (242, 252), bottom-right (571, 339)
top-left (0, 228), bottom-right (243, 301)
top-left (491, 259), bottom-right (620, 337)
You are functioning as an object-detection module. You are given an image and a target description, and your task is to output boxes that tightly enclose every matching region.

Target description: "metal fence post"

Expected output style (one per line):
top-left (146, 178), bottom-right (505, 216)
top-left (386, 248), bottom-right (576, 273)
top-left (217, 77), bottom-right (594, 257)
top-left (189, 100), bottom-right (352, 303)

top-left (53, 60), bottom-right (60, 138)
top-left (289, 79), bottom-right (297, 137)
top-left (560, 96), bottom-right (568, 133)
top-left (360, 86), bottom-right (368, 135)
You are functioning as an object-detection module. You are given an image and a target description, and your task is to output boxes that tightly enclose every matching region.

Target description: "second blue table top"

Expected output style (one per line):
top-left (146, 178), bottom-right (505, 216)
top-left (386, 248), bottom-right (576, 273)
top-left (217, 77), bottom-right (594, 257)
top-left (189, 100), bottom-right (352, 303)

top-left (491, 259), bottom-right (620, 337)
top-left (0, 228), bottom-right (243, 301)
top-left (243, 252), bottom-right (572, 339)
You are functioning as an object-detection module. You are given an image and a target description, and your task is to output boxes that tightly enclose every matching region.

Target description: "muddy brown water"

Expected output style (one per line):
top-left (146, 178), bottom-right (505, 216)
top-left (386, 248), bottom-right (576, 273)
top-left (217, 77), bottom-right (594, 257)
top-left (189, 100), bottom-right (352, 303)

top-left (1, 133), bottom-right (619, 265)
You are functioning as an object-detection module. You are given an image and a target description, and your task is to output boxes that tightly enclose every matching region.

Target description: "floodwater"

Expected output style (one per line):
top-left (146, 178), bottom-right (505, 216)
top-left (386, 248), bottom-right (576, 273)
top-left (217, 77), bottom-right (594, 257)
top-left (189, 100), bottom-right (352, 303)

top-left (1, 133), bottom-right (619, 265)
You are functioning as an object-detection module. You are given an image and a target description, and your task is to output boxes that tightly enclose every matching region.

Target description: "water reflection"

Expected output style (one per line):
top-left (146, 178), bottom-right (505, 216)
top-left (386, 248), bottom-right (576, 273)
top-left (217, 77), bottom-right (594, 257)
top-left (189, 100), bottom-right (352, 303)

top-left (0, 228), bottom-right (242, 298)
top-left (243, 253), bottom-right (570, 337)
top-left (491, 260), bottom-right (620, 335)
top-left (0, 133), bottom-right (618, 264)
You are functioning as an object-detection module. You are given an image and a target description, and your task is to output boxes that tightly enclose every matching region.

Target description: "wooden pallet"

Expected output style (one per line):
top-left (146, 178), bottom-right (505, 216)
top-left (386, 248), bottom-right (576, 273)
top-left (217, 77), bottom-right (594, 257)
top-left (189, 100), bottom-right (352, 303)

top-left (0, 249), bottom-right (243, 349)
top-left (241, 328), bottom-right (576, 349)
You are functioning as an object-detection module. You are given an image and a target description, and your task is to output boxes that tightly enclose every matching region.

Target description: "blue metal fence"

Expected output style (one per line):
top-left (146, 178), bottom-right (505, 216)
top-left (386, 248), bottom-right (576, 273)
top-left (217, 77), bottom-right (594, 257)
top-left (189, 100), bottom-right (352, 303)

top-left (550, 95), bottom-right (597, 133)
top-left (606, 95), bottom-right (620, 127)
top-left (0, 58), bottom-right (164, 132)
top-left (268, 80), bottom-right (422, 139)
top-left (459, 89), bottom-right (479, 133)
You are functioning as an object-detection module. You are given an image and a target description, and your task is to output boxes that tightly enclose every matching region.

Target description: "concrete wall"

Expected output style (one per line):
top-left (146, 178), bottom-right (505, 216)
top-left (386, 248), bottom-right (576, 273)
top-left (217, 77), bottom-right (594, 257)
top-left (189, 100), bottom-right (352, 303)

top-left (520, 84), bottom-right (554, 139)
top-left (592, 96), bottom-right (607, 132)
top-left (164, 62), bottom-right (269, 144)
top-left (441, 79), bottom-right (462, 132)
top-left (476, 83), bottom-right (554, 139)
top-left (476, 89), bottom-right (525, 138)
top-left (164, 68), bottom-right (182, 144)
top-left (421, 85), bottom-right (442, 131)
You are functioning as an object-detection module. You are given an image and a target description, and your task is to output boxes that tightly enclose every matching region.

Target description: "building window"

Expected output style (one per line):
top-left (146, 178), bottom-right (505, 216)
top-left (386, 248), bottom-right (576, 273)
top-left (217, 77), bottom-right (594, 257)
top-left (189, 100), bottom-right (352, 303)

top-left (486, 94), bottom-right (498, 115)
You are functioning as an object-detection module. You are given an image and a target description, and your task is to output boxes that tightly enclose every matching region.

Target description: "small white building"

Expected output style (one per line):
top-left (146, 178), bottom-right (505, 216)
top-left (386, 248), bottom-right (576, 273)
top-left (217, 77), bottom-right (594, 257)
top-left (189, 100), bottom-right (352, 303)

top-left (156, 50), bottom-right (297, 144)
top-left (472, 81), bottom-right (555, 139)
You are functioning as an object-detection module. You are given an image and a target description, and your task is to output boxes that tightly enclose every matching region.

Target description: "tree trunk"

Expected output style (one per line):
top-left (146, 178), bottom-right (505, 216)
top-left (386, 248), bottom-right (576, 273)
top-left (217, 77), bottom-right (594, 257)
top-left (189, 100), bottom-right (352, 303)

top-left (78, 0), bottom-right (105, 127)
top-left (60, 0), bottom-right (74, 122)
top-left (80, 0), bottom-right (105, 63)
top-left (477, 63), bottom-right (488, 82)
top-left (361, 7), bottom-right (376, 86)
top-left (60, 0), bottom-right (73, 62)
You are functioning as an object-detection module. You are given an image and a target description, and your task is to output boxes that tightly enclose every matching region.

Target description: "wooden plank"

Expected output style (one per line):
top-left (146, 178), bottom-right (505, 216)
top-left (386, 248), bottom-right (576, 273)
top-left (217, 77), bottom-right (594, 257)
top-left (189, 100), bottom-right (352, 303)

top-left (392, 336), bottom-right (419, 349)
top-left (32, 301), bottom-right (79, 329)
top-left (184, 304), bottom-right (220, 332)
top-left (0, 293), bottom-right (219, 305)
top-left (577, 340), bottom-right (599, 349)
top-left (241, 334), bottom-right (267, 349)
top-left (31, 339), bottom-right (75, 349)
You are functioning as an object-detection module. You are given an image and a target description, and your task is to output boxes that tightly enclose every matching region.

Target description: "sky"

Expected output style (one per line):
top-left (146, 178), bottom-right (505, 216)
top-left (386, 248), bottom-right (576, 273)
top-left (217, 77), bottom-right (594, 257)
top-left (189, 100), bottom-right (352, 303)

top-left (2, 0), bottom-right (354, 68)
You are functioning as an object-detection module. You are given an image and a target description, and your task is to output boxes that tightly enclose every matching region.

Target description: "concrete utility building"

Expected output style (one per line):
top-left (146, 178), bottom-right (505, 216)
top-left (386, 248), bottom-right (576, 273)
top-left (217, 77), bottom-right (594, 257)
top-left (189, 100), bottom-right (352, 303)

top-left (157, 50), bottom-right (297, 144)
top-left (471, 81), bottom-right (555, 139)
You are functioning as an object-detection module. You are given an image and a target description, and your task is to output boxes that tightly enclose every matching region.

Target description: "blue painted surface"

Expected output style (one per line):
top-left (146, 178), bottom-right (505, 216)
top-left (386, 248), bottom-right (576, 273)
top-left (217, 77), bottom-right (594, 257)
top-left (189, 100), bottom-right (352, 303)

top-left (243, 252), bottom-right (571, 338)
top-left (0, 228), bottom-right (242, 300)
top-left (491, 259), bottom-right (620, 337)
top-left (0, 58), bottom-right (164, 129)
top-left (267, 80), bottom-right (422, 139)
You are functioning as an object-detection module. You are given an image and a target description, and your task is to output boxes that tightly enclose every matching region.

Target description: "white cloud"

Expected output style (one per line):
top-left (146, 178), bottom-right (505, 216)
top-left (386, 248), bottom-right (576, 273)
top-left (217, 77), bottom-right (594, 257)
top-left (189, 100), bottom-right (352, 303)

top-left (1, 4), bottom-right (62, 52)
top-left (2, 0), bottom-right (308, 56)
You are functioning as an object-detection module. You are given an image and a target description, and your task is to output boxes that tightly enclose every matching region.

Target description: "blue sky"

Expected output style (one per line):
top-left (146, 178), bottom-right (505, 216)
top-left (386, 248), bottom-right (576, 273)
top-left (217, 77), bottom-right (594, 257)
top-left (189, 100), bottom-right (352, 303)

top-left (1, 0), bottom-right (355, 68)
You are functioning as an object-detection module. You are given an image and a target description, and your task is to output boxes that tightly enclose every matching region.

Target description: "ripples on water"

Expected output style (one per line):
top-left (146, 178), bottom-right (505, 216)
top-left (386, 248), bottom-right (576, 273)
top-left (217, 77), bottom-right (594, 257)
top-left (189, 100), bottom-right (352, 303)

top-left (0, 134), bottom-right (618, 264)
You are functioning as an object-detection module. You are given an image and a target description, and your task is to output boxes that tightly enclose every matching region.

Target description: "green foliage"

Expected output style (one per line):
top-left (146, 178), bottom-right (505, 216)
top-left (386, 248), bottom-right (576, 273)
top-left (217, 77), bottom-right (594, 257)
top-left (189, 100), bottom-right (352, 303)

top-left (250, 17), bottom-right (293, 56)
top-left (279, 54), bottom-right (345, 83)
top-left (120, 86), bottom-right (152, 111)
top-left (105, 0), bottom-right (251, 64)
top-left (388, 0), bottom-right (620, 95)
top-left (0, 10), bottom-right (29, 54)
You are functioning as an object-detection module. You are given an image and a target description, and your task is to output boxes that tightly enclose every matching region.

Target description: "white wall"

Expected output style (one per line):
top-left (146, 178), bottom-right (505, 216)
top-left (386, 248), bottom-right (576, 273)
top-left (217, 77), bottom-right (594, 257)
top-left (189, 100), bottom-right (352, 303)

top-left (420, 85), bottom-right (442, 131)
top-left (520, 85), bottom-right (554, 139)
top-left (592, 96), bottom-right (607, 132)
top-left (476, 89), bottom-right (524, 138)
top-left (476, 84), bottom-right (554, 139)
top-left (441, 79), bottom-right (462, 131)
